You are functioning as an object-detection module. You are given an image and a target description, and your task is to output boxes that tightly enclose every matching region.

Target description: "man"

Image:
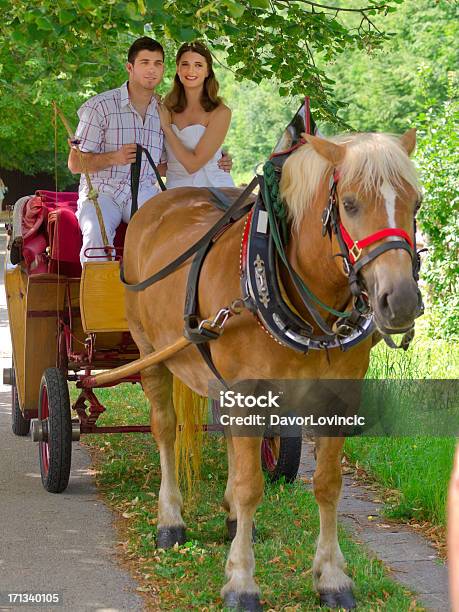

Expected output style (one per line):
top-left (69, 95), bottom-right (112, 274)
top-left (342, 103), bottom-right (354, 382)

top-left (68, 37), bottom-right (231, 263)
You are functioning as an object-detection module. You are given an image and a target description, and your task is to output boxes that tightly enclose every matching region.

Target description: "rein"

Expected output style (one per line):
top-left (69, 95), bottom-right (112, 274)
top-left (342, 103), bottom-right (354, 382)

top-left (120, 178), bottom-right (258, 291)
top-left (130, 144), bottom-right (167, 218)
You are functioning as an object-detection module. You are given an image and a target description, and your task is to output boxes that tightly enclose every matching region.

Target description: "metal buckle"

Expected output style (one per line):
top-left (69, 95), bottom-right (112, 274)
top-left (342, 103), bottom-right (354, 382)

top-left (335, 322), bottom-right (355, 338)
top-left (350, 243), bottom-right (362, 262)
top-left (342, 257), bottom-right (351, 276)
top-left (321, 204), bottom-right (332, 236)
top-left (199, 308), bottom-right (231, 332)
top-left (355, 291), bottom-right (370, 314)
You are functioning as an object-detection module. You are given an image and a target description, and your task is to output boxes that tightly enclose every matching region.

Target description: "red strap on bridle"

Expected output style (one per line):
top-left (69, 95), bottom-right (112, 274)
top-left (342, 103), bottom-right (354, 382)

top-left (340, 222), bottom-right (414, 264)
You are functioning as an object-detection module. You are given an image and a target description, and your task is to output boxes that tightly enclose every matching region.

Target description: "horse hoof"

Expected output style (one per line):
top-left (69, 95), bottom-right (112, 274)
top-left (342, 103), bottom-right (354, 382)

top-left (224, 592), bottom-right (263, 611)
top-left (319, 589), bottom-right (356, 609)
top-left (226, 519), bottom-right (257, 542)
top-left (156, 526), bottom-right (186, 549)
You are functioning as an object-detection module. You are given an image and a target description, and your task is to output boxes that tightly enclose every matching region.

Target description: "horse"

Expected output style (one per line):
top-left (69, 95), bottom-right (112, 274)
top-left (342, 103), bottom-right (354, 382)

top-left (123, 129), bottom-right (421, 610)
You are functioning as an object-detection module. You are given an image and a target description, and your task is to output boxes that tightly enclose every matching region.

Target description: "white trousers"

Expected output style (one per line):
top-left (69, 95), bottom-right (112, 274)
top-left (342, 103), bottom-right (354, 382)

top-left (76, 187), bottom-right (159, 264)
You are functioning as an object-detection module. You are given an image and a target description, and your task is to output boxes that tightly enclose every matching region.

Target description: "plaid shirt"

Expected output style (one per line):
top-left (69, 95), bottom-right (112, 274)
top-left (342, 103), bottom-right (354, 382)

top-left (75, 82), bottom-right (165, 207)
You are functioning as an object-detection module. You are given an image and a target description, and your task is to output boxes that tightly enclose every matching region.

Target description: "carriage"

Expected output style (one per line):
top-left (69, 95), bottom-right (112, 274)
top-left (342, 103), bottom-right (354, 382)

top-left (3, 101), bottom-right (424, 608)
top-left (3, 188), bottom-right (301, 494)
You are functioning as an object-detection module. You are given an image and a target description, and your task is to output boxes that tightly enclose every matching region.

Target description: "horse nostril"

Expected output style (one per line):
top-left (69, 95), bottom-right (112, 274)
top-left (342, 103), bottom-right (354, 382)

top-left (379, 292), bottom-right (390, 315)
top-left (376, 283), bottom-right (420, 328)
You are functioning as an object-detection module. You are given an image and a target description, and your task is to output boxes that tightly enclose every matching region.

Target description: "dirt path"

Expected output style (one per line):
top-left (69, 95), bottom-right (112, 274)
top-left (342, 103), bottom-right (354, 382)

top-left (299, 439), bottom-right (449, 611)
top-left (0, 226), bottom-right (146, 611)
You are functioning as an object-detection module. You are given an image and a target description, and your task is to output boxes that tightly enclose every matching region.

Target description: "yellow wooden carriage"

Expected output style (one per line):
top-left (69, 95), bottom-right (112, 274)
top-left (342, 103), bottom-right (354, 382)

top-left (3, 196), bottom-right (144, 493)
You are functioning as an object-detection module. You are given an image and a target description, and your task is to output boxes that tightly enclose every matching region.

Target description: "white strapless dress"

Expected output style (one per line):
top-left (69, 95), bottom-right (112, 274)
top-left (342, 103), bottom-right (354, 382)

top-left (165, 124), bottom-right (235, 188)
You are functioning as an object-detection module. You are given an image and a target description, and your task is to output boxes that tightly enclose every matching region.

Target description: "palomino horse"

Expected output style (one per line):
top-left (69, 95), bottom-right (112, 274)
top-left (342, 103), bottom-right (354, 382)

top-left (123, 129), bottom-right (421, 610)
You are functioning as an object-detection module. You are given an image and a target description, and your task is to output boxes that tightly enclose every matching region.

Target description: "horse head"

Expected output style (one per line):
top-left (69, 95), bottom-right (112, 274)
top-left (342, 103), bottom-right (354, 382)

top-left (280, 129), bottom-right (422, 335)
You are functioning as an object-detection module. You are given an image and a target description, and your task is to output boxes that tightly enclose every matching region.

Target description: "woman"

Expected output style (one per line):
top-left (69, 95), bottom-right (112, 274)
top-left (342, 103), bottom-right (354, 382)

top-left (158, 41), bottom-right (235, 188)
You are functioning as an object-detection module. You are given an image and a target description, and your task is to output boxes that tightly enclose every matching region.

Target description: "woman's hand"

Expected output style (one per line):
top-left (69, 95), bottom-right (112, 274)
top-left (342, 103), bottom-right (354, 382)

top-left (158, 103), bottom-right (172, 131)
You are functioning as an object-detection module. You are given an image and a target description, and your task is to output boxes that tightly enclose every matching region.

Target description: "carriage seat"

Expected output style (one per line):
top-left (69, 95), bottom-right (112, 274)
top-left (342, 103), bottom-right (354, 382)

top-left (20, 190), bottom-right (126, 276)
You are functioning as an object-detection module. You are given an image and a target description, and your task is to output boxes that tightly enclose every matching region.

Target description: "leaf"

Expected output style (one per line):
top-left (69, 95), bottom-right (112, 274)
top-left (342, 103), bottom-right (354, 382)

top-left (248, 0), bottom-right (270, 8)
top-left (146, 0), bottom-right (164, 10)
top-left (224, 0), bottom-right (245, 19)
top-left (59, 10), bottom-right (75, 25)
top-left (179, 27), bottom-right (199, 41)
top-left (79, 0), bottom-right (96, 8)
top-left (126, 2), bottom-right (145, 21)
top-left (35, 16), bottom-right (54, 31)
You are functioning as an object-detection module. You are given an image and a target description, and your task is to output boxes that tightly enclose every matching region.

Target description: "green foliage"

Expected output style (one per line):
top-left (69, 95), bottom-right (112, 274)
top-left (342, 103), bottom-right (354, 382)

top-left (327, 0), bottom-right (458, 132)
top-left (0, 0), bottom-right (401, 175)
top-left (416, 83), bottom-right (459, 340)
top-left (346, 320), bottom-right (458, 528)
top-left (218, 75), bottom-right (297, 184)
top-left (79, 383), bottom-right (420, 610)
top-left (345, 435), bottom-right (455, 527)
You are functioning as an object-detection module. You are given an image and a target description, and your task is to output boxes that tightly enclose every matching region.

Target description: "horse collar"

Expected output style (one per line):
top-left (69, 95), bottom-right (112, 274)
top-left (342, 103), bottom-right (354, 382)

top-left (240, 192), bottom-right (375, 353)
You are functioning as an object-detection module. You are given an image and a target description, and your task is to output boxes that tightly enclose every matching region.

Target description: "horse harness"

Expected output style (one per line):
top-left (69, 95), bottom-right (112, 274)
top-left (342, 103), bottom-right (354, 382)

top-left (121, 144), bottom-right (424, 384)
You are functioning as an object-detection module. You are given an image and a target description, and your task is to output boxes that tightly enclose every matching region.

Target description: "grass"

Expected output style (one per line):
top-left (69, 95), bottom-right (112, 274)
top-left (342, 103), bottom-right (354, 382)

top-left (76, 384), bottom-right (421, 611)
top-left (68, 314), bottom-right (453, 608)
top-left (344, 316), bottom-right (458, 528)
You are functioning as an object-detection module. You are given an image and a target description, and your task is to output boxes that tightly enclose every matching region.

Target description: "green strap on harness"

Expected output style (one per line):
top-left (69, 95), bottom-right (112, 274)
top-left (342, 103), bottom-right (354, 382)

top-left (262, 159), bottom-right (352, 319)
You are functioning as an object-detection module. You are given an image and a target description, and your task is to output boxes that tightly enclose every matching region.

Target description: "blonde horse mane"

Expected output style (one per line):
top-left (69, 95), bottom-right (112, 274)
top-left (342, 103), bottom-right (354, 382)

top-left (279, 132), bottom-right (421, 230)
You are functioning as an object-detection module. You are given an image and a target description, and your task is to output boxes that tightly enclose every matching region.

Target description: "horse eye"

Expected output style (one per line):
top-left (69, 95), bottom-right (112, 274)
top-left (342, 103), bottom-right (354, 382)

top-left (343, 198), bottom-right (358, 214)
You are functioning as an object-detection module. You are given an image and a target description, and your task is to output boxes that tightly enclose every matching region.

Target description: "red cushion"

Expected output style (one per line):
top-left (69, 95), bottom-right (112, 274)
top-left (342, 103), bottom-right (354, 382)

top-left (48, 207), bottom-right (82, 263)
top-left (37, 190), bottom-right (78, 206)
top-left (21, 190), bottom-right (127, 276)
top-left (23, 234), bottom-right (48, 266)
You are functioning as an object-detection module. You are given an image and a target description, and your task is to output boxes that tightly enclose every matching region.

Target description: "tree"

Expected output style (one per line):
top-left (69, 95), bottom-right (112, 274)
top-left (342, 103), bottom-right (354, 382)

top-left (326, 0), bottom-right (458, 132)
top-left (416, 80), bottom-right (459, 340)
top-left (0, 0), bottom-right (402, 175)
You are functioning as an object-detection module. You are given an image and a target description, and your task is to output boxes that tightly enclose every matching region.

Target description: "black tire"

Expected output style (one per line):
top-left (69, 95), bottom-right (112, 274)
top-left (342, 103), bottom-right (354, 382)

top-left (11, 366), bottom-right (31, 436)
top-left (261, 434), bottom-right (302, 483)
top-left (38, 368), bottom-right (72, 493)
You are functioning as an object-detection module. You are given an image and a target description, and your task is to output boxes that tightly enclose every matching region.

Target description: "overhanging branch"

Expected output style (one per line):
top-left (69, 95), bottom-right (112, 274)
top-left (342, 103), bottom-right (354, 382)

top-left (279, 1), bottom-right (390, 12)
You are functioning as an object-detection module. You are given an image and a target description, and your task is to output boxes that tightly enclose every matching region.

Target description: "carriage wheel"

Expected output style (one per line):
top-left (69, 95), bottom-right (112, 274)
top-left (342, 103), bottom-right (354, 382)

top-left (57, 328), bottom-right (68, 375)
top-left (11, 365), bottom-right (31, 436)
top-left (38, 368), bottom-right (72, 493)
top-left (261, 434), bottom-right (302, 483)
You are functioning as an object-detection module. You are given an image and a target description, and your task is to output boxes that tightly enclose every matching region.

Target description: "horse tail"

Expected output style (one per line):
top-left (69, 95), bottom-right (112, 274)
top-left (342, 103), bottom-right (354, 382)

top-left (173, 377), bottom-right (208, 496)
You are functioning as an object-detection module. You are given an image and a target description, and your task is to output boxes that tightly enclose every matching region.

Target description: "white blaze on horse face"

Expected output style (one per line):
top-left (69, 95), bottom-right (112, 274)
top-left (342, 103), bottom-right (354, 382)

top-left (380, 180), bottom-right (397, 228)
top-left (379, 180), bottom-right (403, 254)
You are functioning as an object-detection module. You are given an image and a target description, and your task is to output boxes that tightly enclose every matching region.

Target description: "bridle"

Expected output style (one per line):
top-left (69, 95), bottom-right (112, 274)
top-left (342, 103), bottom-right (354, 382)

top-left (321, 170), bottom-right (424, 345)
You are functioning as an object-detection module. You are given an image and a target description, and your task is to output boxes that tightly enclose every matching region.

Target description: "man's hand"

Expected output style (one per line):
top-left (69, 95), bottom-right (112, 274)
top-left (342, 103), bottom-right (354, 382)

top-left (218, 150), bottom-right (233, 173)
top-left (68, 142), bottom-right (139, 174)
top-left (157, 103), bottom-right (172, 130)
top-left (112, 144), bottom-right (138, 165)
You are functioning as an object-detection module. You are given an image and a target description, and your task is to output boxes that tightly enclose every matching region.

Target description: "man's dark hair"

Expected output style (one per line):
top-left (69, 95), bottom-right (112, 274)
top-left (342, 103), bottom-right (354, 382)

top-left (128, 37), bottom-right (164, 64)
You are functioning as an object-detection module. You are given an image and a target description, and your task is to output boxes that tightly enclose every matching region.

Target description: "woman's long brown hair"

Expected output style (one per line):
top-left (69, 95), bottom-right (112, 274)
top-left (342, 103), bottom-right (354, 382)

top-left (164, 41), bottom-right (223, 113)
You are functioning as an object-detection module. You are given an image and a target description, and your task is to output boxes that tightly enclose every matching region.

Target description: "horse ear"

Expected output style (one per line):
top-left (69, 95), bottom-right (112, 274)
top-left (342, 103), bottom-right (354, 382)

top-left (399, 128), bottom-right (416, 156)
top-left (302, 133), bottom-right (346, 165)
